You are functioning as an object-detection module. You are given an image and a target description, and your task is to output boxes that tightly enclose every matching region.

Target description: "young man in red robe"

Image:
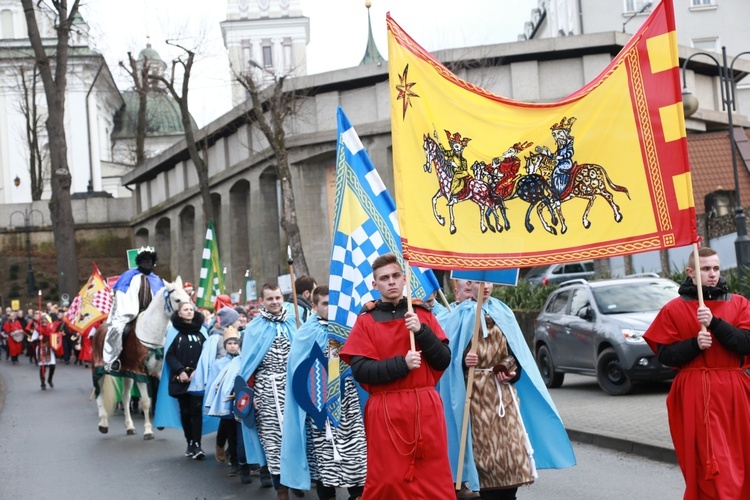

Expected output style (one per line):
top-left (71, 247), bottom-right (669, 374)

top-left (644, 247), bottom-right (750, 499)
top-left (340, 253), bottom-right (455, 499)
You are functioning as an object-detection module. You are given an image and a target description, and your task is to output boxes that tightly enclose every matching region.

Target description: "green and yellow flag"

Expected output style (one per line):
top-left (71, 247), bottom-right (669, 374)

top-left (388, 0), bottom-right (697, 269)
top-left (196, 221), bottom-right (225, 309)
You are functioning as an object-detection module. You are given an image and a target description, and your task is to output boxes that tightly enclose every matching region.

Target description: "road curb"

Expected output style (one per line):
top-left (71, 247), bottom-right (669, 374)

top-left (0, 368), bottom-right (5, 414)
top-left (566, 428), bottom-right (677, 465)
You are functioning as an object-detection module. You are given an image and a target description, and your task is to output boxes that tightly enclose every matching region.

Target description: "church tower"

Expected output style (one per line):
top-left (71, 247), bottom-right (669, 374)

top-left (221, 0), bottom-right (310, 106)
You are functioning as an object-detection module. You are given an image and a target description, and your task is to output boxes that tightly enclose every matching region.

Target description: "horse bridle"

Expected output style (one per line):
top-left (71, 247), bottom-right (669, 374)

top-left (163, 287), bottom-right (177, 314)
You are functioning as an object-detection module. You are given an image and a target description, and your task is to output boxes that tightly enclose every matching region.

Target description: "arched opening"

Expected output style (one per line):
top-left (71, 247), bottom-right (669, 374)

top-left (155, 217), bottom-right (172, 281)
top-left (230, 180), bottom-right (251, 294)
top-left (179, 205), bottom-right (196, 282)
top-left (134, 227), bottom-right (150, 249)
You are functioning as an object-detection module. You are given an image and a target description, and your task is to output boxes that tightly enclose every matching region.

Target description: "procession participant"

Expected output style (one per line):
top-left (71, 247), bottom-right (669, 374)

top-left (238, 283), bottom-right (298, 499)
top-left (188, 306), bottom-right (240, 464)
top-left (103, 248), bottom-right (163, 371)
top-left (24, 310), bottom-right (40, 363)
top-left (235, 306), bottom-right (249, 334)
top-left (31, 314), bottom-right (56, 390)
top-left (2, 309), bottom-right (24, 364)
top-left (282, 285), bottom-right (367, 500)
top-left (165, 301), bottom-right (208, 459)
top-left (441, 282), bottom-right (575, 499)
top-left (644, 247), bottom-right (750, 499)
top-left (339, 253), bottom-right (455, 499)
top-left (288, 275), bottom-right (317, 324)
top-left (450, 279), bottom-right (474, 308)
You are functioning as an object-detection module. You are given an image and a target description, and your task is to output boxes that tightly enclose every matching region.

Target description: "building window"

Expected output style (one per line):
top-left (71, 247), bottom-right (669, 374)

top-left (262, 45), bottom-right (273, 68)
top-left (690, 0), bottom-right (717, 11)
top-left (1, 10), bottom-right (14, 38)
top-left (692, 37), bottom-right (720, 52)
top-left (624, 0), bottom-right (650, 13)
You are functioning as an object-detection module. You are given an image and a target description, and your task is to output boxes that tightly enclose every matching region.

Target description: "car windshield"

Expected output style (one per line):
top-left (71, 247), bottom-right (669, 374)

top-left (525, 266), bottom-right (549, 279)
top-left (592, 281), bottom-right (679, 314)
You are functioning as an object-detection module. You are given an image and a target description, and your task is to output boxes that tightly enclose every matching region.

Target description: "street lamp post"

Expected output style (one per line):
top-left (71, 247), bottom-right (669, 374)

top-left (681, 46), bottom-right (750, 274)
top-left (9, 208), bottom-right (44, 295)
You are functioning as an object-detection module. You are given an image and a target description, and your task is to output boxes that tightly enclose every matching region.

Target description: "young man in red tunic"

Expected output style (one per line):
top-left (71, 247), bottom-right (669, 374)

top-left (340, 253), bottom-right (455, 499)
top-left (644, 247), bottom-right (750, 499)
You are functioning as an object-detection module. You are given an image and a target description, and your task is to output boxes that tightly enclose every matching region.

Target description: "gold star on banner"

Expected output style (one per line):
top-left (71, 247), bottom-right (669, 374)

top-left (395, 64), bottom-right (419, 120)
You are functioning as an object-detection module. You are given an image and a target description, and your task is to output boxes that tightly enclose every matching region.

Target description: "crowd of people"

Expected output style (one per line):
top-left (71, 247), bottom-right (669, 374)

top-left (5, 245), bottom-right (750, 499)
top-left (1, 303), bottom-right (93, 387)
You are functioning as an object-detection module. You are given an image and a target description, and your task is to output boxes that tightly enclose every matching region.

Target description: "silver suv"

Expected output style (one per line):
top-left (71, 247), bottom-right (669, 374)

top-left (533, 276), bottom-right (679, 395)
top-left (524, 260), bottom-right (595, 286)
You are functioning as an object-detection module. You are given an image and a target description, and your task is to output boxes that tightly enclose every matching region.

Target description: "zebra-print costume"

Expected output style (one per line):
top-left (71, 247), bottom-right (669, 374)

top-left (305, 353), bottom-right (367, 488)
top-left (254, 334), bottom-right (292, 475)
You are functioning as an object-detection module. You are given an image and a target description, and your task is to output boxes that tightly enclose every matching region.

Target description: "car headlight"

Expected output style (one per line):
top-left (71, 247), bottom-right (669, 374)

top-left (622, 329), bottom-right (646, 344)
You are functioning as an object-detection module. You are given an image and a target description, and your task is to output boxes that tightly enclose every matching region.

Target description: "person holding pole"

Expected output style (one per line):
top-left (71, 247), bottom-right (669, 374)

top-left (644, 246), bottom-right (750, 499)
top-left (439, 281), bottom-right (575, 500)
top-left (339, 253), bottom-right (455, 499)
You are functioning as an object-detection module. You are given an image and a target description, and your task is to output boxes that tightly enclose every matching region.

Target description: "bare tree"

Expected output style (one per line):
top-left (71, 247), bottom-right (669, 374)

top-left (18, 66), bottom-right (47, 200)
top-left (148, 41), bottom-right (214, 226)
top-left (119, 52), bottom-right (149, 167)
top-left (21, 0), bottom-right (79, 296)
top-left (235, 66), bottom-right (309, 276)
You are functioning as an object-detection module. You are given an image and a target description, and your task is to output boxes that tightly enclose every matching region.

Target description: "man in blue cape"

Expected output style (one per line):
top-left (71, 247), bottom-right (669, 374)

top-left (238, 283), bottom-right (298, 498)
top-left (281, 285), bottom-right (366, 500)
top-left (439, 284), bottom-right (576, 492)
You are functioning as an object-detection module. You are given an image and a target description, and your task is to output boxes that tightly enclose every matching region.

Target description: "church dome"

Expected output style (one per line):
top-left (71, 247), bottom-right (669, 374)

top-left (111, 89), bottom-right (195, 139)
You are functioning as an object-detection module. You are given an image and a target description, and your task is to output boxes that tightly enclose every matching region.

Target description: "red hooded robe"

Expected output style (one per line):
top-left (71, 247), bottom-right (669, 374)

top-left (340, 303), bottom-right (455, 500)
top-left (644, 293), bottom-right (750, 499)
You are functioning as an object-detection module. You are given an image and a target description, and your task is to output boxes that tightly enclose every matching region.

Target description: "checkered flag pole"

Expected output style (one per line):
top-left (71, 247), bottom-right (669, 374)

top-left (196, 221), bottom-right (225, 309)
top-left (328, 107), bottom-right (440, 343)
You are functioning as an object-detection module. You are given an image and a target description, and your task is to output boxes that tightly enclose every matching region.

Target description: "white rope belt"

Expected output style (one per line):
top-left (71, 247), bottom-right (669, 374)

top-left (475, 368), bottom-right (506, 417)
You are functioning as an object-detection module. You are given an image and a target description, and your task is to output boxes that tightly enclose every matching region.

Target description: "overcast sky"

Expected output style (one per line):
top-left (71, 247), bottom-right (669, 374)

top-left (81, 0), bottom-right (537, 127)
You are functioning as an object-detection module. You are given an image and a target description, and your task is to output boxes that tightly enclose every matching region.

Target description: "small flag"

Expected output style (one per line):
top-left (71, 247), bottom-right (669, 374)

top-left (196, 221), bottom-right (225, 309)
top-left (64, 263), bottom-right (113, 334)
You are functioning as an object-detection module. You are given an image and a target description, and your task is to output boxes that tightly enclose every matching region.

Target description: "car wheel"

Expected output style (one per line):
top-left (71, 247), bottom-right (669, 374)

top-left (536, 345), bottom-right (565, 388)
top-left (596, 348), bottom-right (633, 396)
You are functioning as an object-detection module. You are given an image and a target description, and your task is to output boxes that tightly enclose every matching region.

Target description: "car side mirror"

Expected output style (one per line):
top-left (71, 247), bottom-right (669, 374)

top-left (577, 306), bottom-right (593, 320)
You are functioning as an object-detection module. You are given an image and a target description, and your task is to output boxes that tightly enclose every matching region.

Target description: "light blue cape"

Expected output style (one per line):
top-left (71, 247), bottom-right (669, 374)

top-left (281, 315), bottom-right (353, 489)
top-left (438, 298), bottom-right (576, 490)
top-left (188, 331), bottom-right (221, 396)
top-left (237, 313), bottom-right (298, 465)
top-left (153, 324), bottom-right (219, 435)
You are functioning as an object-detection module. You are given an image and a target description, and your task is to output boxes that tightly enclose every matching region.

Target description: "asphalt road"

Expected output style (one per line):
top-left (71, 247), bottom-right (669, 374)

top-left (0, 358), bottom-right (685, 499)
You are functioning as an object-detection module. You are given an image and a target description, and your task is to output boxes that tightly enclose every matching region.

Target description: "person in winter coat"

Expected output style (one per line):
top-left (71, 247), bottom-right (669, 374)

top-left (166, 301), bottom-right (207, 459)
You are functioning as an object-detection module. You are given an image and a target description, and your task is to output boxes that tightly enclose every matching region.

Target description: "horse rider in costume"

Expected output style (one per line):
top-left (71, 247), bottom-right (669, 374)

top-left (438, 129), bottom-right (472, 204)
top-left (103, 247), bottom-right (164, 372)
top-left (548, 117), bottom-right (576, 200)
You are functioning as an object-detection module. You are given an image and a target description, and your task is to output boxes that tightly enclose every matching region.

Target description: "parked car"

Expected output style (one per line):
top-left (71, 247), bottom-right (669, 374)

top-left (533, 276), bottom-right (679, 395)
top-left (524, 260), bottom-right (595, 286)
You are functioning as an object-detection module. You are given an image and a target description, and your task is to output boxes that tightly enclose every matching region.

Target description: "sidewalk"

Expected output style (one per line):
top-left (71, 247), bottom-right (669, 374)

top-left (548, 373), bottom-right (677, 464)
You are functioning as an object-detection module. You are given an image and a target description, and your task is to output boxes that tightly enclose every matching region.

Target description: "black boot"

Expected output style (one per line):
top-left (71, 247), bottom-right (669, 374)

top-left (239, 464), bottom-right (252, 484)
top-left (260, 466), bottom-right (273, 488)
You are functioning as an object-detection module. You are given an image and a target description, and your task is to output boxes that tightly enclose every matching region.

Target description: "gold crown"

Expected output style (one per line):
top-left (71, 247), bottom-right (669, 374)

top-left (550, 116), bottom-right (576, 132)
top-left (223, 325), bottom-right (240, 345)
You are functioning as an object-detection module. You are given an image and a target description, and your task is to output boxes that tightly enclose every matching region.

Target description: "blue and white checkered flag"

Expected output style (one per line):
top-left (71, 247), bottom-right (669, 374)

top-left (328, 107), bottom-right (440, 343)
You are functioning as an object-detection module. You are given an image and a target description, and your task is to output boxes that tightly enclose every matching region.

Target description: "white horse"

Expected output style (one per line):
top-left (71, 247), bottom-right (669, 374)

top-left (92, 277), bottom-right (189, 439)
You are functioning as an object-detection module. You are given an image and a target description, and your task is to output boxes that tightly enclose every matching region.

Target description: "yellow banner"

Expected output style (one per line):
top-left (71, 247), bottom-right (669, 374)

top-left (388, 0), bottom-right (696, 269)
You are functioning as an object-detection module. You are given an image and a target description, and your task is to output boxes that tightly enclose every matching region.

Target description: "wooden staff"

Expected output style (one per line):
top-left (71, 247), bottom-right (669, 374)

top-left (404, 264), bottom-right (416, 352)
top-left (288, 246), bottom-right (301, 328)
top-left (455, 281), bottom-right (484, 489)
top-left (692, 243), bottom-right (707, 333)
top-left (438, 288), bottom-right (452, 312)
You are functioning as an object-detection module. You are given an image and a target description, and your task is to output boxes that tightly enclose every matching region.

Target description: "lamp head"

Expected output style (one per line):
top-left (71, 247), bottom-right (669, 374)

top-left (682, 90), bottom-right (699, 117)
